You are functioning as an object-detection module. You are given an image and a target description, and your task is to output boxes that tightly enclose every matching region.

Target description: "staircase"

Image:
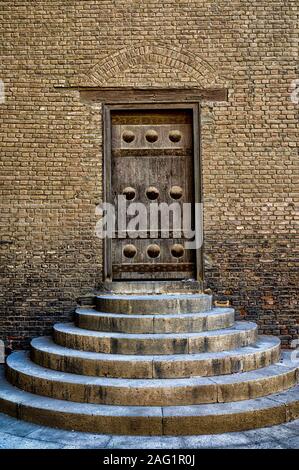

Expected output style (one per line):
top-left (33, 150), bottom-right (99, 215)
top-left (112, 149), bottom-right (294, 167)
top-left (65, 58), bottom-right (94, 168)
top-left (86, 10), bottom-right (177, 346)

top-left (0, 281), bottom-right (299, 435)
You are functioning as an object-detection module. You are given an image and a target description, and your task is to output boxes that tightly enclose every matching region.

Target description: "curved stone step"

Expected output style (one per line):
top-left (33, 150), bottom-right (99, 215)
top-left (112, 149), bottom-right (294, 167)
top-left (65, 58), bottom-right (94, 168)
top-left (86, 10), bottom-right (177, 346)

top-left (75, 307), bottom-right (235, 334)
top-left (101, 280), bottom-right (203, 295)
top-left (95, 293), bottom-right (212, 315)
top-left (7, 351), bottom-right (297, 406)
top-left (1, 367), bottom-right (299, 435)
top-left (53, 321), bottom-right (258, 355)
top-left (31, 335), bottom-right (281, 379)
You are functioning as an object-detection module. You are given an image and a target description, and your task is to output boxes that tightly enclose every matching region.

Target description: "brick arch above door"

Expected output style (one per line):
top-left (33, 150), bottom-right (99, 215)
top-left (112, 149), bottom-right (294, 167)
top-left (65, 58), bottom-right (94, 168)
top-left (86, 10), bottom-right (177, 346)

top-left (69, 44), bottom-right (229, 89)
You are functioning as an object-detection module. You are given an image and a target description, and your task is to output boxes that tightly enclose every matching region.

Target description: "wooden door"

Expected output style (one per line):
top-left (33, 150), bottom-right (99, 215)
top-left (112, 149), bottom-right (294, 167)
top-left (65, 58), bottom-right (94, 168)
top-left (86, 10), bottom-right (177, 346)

top-left (104, 105), bottom-right (201, 281)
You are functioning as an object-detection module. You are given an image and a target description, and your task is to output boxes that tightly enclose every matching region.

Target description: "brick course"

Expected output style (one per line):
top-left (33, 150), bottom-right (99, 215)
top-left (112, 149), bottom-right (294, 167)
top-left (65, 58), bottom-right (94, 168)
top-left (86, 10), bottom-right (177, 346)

top-left (0, 1), bottom-right (298, 349)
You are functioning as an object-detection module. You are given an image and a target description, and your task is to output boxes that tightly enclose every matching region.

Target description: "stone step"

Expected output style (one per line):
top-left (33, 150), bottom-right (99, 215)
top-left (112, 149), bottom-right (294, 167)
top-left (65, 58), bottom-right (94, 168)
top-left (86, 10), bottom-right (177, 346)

top-left (1, 367), bottom-right (299, 435)
top-left (7, 351), bottom-right (297, 406)
top-left (95, 293), bottom-right (212, 315)
top-left (101, 280), bottom-right (203, 295)
top-left (31, 335), bottom-right (281, 379)
top-left (75, 307), bottom-right (235, 334)
top-left (53, 321), bottom-right (258, 355)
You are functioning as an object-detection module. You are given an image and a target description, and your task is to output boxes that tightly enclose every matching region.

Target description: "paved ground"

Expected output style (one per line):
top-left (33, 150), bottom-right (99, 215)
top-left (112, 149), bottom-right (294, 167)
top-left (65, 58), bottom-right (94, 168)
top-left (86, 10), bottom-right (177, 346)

top-left (0, 412), bottom-right (298, 449)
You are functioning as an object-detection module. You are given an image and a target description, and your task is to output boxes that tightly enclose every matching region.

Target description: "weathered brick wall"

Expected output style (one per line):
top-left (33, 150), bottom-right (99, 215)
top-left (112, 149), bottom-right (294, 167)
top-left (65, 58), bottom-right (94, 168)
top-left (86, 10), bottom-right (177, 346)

top-left (0, 1), bottom-right (298, 349)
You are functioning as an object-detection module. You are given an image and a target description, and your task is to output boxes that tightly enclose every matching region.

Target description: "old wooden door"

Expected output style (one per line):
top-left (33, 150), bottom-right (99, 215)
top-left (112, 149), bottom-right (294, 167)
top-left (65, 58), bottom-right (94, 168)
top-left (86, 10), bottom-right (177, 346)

top-left (104, 104), bottom-right (201, 281)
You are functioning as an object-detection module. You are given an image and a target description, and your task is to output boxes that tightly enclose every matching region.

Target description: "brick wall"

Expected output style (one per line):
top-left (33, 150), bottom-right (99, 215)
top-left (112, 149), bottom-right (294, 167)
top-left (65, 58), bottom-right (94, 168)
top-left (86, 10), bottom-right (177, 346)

top-left (0, 1), bottom-right (298, 349)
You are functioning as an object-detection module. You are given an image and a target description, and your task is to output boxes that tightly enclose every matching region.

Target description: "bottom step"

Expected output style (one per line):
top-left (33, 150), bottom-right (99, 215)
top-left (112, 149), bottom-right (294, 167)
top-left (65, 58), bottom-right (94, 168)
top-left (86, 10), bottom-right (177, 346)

top-left (0, 367), bottom-right (298, 435)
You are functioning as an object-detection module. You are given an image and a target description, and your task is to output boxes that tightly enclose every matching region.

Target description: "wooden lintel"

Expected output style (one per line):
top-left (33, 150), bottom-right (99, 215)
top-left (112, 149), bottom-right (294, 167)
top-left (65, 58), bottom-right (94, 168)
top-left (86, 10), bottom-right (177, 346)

top-left (77, 87), bottom-right (228, 104)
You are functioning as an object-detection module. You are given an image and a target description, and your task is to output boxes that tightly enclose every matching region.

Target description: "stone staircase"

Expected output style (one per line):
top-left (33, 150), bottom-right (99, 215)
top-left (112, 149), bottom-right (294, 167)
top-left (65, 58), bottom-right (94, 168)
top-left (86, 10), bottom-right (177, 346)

top-left (0, 281), bottom-right (299, 435)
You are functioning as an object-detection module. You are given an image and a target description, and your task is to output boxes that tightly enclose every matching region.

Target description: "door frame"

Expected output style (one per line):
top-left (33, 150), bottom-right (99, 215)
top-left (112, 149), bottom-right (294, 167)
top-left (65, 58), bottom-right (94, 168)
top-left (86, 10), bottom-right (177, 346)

top-left (103, 102), bottom-right (203, 282)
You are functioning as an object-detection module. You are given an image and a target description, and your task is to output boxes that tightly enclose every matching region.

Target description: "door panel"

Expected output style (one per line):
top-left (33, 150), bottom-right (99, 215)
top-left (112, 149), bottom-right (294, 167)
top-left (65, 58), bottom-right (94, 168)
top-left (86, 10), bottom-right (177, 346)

top-left (110, 108), bottom-right (196, 280)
